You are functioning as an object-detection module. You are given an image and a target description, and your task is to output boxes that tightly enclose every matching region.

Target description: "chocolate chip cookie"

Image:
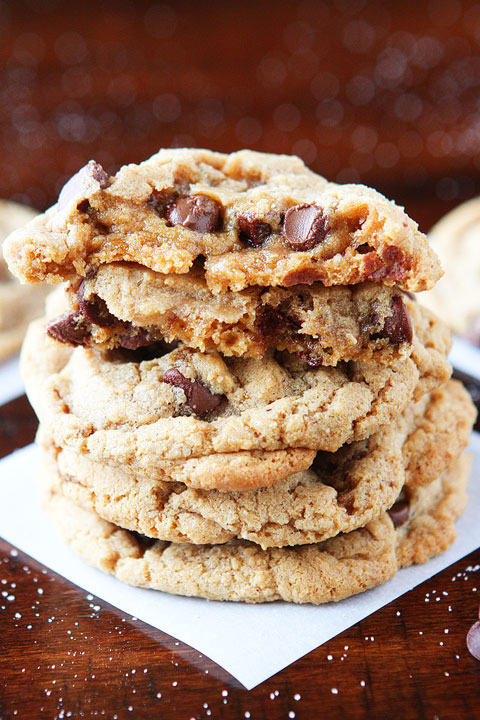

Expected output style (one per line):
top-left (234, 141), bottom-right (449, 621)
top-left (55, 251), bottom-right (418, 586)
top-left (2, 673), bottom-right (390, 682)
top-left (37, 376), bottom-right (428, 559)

top-left (0, 200), bottom-right (49, 361)
top-left (37, 452), bottom-right (469, 604)
top-left (54, 263), bottom-right (415, 366)
top-left (21, 299), bottom-right (451, 486)
top-left (38, 379), bottom-right (475, 548)
top-left (4, 149), bottom-right (441, 293)
top-left (421, 197), bottom-right (480, 345)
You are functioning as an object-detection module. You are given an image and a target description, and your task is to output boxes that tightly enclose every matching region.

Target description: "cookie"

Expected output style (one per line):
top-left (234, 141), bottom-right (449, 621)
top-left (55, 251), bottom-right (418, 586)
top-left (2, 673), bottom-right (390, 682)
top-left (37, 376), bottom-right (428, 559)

top-left (22, 300), bottom-right (451, 483)
top-left (56, 263), bottom-right (415, 367)
top-left (0, 200), bottom-right (49, 361)
top-left (38, 379), bottom-right (475, 548)
top-left (37, 453), bottom-right (469, 604)
top-left (4, 149), bottom-right (441, 292)
top-left (421, 197), bottom-right (480, 345)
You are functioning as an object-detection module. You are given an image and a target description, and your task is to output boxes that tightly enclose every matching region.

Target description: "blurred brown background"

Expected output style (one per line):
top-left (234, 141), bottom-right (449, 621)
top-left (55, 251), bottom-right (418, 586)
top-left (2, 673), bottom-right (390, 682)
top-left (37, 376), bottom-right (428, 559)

top-left (2, 0), bottom-right (480, 232)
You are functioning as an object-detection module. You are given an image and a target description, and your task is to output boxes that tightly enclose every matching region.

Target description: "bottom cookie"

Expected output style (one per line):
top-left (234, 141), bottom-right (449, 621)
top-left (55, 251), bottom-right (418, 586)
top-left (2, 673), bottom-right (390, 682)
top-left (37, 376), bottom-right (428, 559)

top-left (38, 454), bottom-right (470, 604)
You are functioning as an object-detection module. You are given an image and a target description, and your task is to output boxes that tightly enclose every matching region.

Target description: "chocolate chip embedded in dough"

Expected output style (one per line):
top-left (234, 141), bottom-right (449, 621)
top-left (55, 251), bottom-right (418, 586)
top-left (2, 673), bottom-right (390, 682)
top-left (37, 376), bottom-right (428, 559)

top-left (387, 498), bottom-right (409, 528)
top-left (467, 620), bottom-right (480, 661)
top-left (78, 281), bottom-right (116, 327)
top-left (163, 368), bottom-right (223, 414)
top-left (377, 296), bottom-right (413, 345)
top-left (237, 214), bottom-right (272, 247)
top-left (283, 204), bottom-right (328, 251)
top-left (165, 195), bottom-right (222, 232)
top-left (58, 161), bottom-right (110, 210)
top-left (45, 314), bottom-right (90, 347)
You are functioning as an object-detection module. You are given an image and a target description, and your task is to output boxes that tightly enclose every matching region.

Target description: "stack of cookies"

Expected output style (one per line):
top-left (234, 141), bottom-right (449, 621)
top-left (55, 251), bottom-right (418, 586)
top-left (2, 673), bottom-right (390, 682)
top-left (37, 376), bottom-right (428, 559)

top-left (4, 149), bottom-right (476, 604)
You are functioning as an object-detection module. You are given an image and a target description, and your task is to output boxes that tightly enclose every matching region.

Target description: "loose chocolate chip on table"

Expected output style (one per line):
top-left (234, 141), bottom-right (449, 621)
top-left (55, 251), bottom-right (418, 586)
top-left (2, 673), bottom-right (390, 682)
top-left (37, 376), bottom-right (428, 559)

top-left (165, 195), bottom-right (222, 232)
top-left (467, 620), bottom-right (480, 661)
top-left (387, 498), bottom-right (409, 528)
top-left (78, 281), bottom-right (116, 327)
top-left (237, 214), bottom-right (271, 247)
top-left (57, 160), bottom-right (110, 210)
top-left (283, 204), bottom-right (328, 251)
top-left (163, 367), bottom-right (223, 414)
top-left (45, 314), bottom-right (90, 347)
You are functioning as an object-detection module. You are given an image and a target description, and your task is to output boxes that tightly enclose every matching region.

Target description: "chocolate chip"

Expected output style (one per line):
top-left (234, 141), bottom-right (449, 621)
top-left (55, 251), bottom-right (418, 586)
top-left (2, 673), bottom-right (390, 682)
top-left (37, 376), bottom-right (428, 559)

top-left (237, 214), bottom-right (271, 247)
top-left (387, 499), bottom-right (409, 528)
top-left (375, 296), bottom-right (413, 345)
top-left (58, 161), bottom-right (110, 210)
top-left (118, 328), bottom-right (154, 350)
top-left (45, 314), bottom-right (90, 347)
top-left (78, 281), bottom-right (116, 327)
top-left (147, 189), bottom-right (174, 216)
top-left (467, 620), bottom-right (480, 661)
top-left (369, 246), bottom-right (407, 283)
top-left (283, 204), bottom-right (328, 251)
top-left (256, 306), bottom-right (300, 343)
top-left (282, 269), bottom-right (326, 286)
top-left (165, 195), bottom-right (222, 232)
top-left (163, 368), bottom-right (223, 414)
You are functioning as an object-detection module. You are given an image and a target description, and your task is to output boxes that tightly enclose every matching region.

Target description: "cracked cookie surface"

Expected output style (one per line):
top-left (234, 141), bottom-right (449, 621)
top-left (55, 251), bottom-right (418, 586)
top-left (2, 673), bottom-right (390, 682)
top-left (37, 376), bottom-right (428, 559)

top-left (38, 453), bottom-right (469, 604)
top-left (38, 380), bottom-right (475, 548)
top-left (21, 300), bottom-right (451, 482)
top-left (4, 149), bottom-right (441, 293)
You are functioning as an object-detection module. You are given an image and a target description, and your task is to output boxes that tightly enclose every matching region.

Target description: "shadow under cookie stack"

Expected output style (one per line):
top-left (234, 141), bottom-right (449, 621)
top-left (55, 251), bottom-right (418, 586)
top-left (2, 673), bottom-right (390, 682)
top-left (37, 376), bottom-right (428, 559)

top-left (4, 149), bottom-right (477, 604)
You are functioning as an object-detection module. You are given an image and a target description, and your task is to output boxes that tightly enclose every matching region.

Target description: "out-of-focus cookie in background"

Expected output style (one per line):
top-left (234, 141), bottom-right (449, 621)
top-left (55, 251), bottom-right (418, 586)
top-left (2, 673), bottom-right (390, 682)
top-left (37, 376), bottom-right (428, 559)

top-left (421, 198), bottom-right (480, 347)
top-left (0, 200), bottom-right (49, 361)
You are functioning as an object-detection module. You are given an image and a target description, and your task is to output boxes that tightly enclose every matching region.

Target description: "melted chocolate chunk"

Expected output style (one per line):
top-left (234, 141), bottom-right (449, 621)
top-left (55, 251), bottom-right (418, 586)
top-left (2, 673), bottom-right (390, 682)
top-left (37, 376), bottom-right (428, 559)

top-left (374, 296), bottom-right (413, 345)
top-left (165, 195), bottom-right (222, 232)
top-left (58, 161), bottom-right (110, 210)
top-left (387, 498), bottom-right (410, 528)
top-left (45, 314), bottom-right (90, 347)
top-left (237, 214), bottom-right (272, 247)
top-left (111, 340), bottom-right (179, 364)
top-left (283, 204), bottom-right (328, 251)
top-left (163, 368), bottom-right (223, 414)
top-left (78, 281), bottom-right (116, 327)
top-left (118, 328), bottom-right (154, 350)
top-left (147, 189), bottom-right (174, 216)
top-left (256, 306), bottom-right (300, 342)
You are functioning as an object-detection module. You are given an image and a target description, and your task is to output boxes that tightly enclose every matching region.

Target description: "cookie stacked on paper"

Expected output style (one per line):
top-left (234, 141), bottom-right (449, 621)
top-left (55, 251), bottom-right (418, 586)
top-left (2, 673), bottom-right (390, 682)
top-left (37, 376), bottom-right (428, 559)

top-left (5, 149), bottom-right (476, 604)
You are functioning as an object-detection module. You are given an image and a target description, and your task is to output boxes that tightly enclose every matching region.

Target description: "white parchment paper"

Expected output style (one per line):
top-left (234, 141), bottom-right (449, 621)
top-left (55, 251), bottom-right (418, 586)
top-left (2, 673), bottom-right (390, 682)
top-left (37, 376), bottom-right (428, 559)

top-left (0, 435), bottom-right (479, 689)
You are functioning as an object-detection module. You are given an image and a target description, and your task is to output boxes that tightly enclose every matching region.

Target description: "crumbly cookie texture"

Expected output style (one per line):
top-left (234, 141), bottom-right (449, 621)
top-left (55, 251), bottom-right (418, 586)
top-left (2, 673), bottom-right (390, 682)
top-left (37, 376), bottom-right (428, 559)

top-left (21, 300), bottom-right (451, 480)
top-left (55, 263), bottom-right (415, 366)
top-left (4, 149), bottom-right (441, 292)
top-left (38, 453), bottom-right (469, 604)
top-left (38, 379), bottom-right (475, 548)
top-left (421, 197), bottom-right (480, 345)
top-left (0, 200), bottom-right (49, 361)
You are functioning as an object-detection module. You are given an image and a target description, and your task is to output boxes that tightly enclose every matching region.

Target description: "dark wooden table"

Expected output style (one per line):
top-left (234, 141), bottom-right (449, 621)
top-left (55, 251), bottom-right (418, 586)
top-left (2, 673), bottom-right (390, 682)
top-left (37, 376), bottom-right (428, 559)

top-left (1, 1), bottom-right (480, 717)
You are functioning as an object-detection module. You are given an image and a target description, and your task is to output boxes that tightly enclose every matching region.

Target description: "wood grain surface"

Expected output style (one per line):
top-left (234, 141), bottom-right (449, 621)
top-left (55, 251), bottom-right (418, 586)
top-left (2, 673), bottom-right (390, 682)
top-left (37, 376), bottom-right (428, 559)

top-left (1, 0), bottom-right (480, 717)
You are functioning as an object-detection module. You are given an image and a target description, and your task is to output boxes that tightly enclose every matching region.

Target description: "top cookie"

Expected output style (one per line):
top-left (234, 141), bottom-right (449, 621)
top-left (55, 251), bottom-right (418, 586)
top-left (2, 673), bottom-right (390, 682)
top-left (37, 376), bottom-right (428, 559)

top-left (4, 149), bottom-right (441, 293)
